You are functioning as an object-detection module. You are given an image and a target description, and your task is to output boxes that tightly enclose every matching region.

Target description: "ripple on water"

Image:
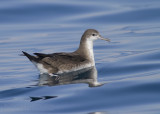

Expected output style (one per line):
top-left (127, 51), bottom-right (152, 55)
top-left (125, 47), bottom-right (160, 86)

top-left (0, 0), bottom-right (160, 114)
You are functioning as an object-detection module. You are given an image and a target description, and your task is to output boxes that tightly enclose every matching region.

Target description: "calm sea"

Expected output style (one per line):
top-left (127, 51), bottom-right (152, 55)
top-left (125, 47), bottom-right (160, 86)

top-left (0, 0), bottom-right (160, 114)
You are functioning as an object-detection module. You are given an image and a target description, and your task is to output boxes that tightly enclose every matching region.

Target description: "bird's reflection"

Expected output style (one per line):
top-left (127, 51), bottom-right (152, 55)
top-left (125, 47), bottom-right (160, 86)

top-left (30, 67), bottom-right (104, 102)
top-left (38, 67), bottom-right (104, 87)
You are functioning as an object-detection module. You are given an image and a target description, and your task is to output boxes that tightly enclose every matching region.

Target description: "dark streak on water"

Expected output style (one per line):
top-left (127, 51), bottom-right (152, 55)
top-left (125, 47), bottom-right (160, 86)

top-left (0, 0), bottom-right (160, 114)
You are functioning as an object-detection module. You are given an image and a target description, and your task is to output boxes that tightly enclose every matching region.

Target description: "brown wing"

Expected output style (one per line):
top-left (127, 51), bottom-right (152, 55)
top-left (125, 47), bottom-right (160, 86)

top-left (40, 52), bottom-right (87, 70)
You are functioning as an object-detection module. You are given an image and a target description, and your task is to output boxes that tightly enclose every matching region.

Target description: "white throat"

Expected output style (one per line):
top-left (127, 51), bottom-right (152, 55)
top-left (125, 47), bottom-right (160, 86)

top-left (86, 39), bottom-right (95, 65)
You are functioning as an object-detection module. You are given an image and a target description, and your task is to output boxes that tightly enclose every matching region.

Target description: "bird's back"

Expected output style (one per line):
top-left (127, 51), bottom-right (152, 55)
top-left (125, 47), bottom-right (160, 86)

top-left (33, 52), bottom-right (91, 74)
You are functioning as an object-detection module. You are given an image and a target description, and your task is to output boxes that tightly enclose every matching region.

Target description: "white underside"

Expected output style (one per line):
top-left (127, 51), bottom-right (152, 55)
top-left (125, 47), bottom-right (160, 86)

top-left (32, 61), bottom-right (48, 74)
top-left (32, 61), bottom-right (94, 76)
top-left (57, 63), bottom-right (93, 74)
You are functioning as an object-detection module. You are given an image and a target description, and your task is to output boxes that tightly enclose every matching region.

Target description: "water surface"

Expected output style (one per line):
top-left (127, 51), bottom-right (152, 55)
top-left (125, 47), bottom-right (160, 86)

top-left (0, 0), bottom-right (160, 114)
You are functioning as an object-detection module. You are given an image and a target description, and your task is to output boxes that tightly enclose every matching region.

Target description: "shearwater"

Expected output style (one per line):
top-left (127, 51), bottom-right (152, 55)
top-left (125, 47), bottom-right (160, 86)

top-left (22, 29), bottom-right (110, 76)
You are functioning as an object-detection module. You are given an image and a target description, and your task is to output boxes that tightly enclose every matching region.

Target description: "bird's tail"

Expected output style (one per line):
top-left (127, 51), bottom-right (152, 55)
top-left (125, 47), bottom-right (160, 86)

top-left (22, 51), bottom-right (39, 62)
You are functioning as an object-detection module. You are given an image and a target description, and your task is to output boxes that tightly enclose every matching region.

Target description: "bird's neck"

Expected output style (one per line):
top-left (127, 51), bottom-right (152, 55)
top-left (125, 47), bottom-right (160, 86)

top-left (75, 38), bottom-right (95, 66)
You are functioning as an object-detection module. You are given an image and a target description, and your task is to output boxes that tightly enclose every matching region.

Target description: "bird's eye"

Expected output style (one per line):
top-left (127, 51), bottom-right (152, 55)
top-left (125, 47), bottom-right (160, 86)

top-left (92, 34), bottom-right (96, 36)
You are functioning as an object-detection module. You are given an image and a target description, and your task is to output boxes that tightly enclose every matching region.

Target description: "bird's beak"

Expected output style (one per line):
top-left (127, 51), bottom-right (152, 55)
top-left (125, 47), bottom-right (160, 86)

top-left (99, 35), bottom-right (110, 42)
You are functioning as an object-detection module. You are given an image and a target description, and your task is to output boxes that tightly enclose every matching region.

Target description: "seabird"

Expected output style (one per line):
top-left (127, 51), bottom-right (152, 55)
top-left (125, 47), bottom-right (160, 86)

top-left (22, 29), bottom-right (110, 76)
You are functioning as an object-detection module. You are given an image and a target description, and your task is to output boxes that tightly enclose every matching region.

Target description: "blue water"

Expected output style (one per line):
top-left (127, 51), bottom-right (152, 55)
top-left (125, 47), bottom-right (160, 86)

top-left (0, 0), bottom-right (160, 113)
